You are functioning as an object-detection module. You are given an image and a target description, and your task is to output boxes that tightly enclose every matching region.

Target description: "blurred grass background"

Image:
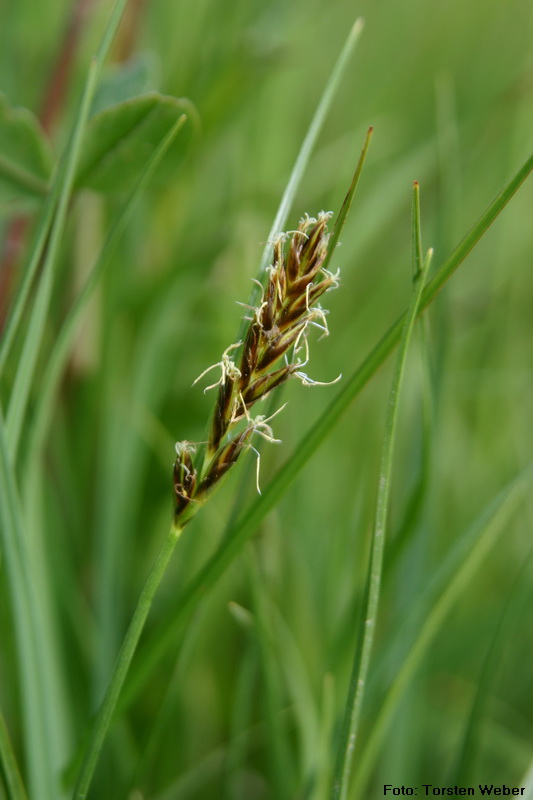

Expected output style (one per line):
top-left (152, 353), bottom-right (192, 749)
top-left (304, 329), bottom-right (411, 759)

top-left (1, 0), bottom-right (533, 798)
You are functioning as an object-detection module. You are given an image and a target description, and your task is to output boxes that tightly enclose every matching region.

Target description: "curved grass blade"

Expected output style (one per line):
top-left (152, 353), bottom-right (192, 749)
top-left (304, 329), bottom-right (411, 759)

top-left (0, 706), bottom-right (28, 800)
top-left (0, 410), bottom-right (61, 800)
top-left (4, 58), bottom-right (97, 457)
top-left (350, 462), bottom-right (533, 796)
top-left (71, 523), bottom-right (184, 800)
top-left (18, 116), bottom-right (188, 776)
top-left (5, 0), bottom-right (131, 459)
top-left (24, 114), bottom-right (187, 467)
top-left (239, 16), bottom-right (364, 333)
top-left (0, 3), bottom-right (139, 796)
top-left (185, 152), bottom-right (533, 588)
top-left (121, 150), bottom-right (533, 710)
top-left (127, 600), bottom-right (211, 791)
top-left (331, 185), bottom-right (431, 800)
top-left (322, 125), bottom-right (373, 276)
top-left (411, 179), bottom-right (424, 278)
top-left (0, 0), bottom-right (131, 377)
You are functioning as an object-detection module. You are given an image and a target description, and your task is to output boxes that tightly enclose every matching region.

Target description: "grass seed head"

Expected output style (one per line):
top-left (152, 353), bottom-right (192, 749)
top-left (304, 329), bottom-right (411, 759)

top-left (173, 211), bottom-right (340, 523)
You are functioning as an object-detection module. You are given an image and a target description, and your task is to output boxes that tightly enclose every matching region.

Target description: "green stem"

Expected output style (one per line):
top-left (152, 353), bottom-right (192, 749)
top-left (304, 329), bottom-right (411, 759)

top-left (411, 180), bottom-right (423, 278)
top-left (331, 187), bottom-right (431, 800)
top-left (0, 409), bottom-right (58, 800)
top-left (25, 115), bottom-right (187, 466)
top-left (351, 464), bottom-right (533, 796)
top-left (5, 58), bottom-right (98, 457)
top-left (121, 149), bottom-right (533, 716)
top-left (72, 523), bottom-right (184, 800)
top-left (240, 16), bottom-right (364, 330)
top-left (195, 151), bottom-right (533, 586)
top-left (0, 0), bottom-right (131, 377)
top-left (322, 126), bottom-right (373, 276)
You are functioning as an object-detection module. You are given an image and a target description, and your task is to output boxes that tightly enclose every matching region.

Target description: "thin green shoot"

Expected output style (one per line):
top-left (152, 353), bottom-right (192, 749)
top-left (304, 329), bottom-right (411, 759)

top-left (127, 601), bottom-right (211, 791)
top-left (322, 126), bottom-right (373, 276)
top-left (24, 114), bottom-right (187, 468)
top-left (331, 184), bottom-right (431, 800)
top-left (411, 179), bottom-right (423, 278)
top-left (0, 409), bottom-right (60, 800)
top-left (240, 16), bottom-right (364, 332)
top-left (351, 462), bottom-right (533, 796)
top-left (5, 0), bottom-right (131, 458)
top-left (0, 3), bottom-right (133, 779)
top-left (5, 57), bottom-right (98, 456)
top-left (71, 522), bottom-right (184, 800)
top-left (121, 150), bottom-right (533, 710)
top-left (0, 0), bottom-right (131, 377)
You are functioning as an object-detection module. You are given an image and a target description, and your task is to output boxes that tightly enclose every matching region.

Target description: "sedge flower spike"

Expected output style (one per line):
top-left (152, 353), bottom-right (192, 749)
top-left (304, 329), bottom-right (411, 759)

top-left (173, 210), bottom-right (341, 526)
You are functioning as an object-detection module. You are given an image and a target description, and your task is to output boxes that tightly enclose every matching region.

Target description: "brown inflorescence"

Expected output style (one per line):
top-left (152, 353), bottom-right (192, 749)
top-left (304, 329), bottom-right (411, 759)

top-left (173, 210), bottom-right (340, 525)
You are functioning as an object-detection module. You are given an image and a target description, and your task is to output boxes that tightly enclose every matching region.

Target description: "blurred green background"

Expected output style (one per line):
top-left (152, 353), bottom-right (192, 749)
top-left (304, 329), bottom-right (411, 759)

top-left (1, 0), bottom-right (533, 797)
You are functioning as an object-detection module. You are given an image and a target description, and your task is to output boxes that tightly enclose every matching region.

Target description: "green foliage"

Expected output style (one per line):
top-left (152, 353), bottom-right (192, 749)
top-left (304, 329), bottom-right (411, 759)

top-left (0, 94), bottom-right (52, 205)
top-left (76, 93), bottom-right (196, 193)
top-left (90, 53), bottom-right (160, 116)
top-left (332, 186), bottom-right (432, 800)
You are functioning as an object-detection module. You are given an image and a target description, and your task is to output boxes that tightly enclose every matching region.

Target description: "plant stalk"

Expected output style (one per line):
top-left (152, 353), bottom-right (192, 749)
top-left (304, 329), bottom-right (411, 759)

top-left (118, 150), bottom-right (533, 720)
top-left (72, 522), bottom-right (184, 799)
top-left (331, 185), bottom-right (431, 800)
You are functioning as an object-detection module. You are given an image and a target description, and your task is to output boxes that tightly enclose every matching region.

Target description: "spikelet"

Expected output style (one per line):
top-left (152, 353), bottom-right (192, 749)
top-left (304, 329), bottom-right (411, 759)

top-left (173, 211), bottom-right (341, 525)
